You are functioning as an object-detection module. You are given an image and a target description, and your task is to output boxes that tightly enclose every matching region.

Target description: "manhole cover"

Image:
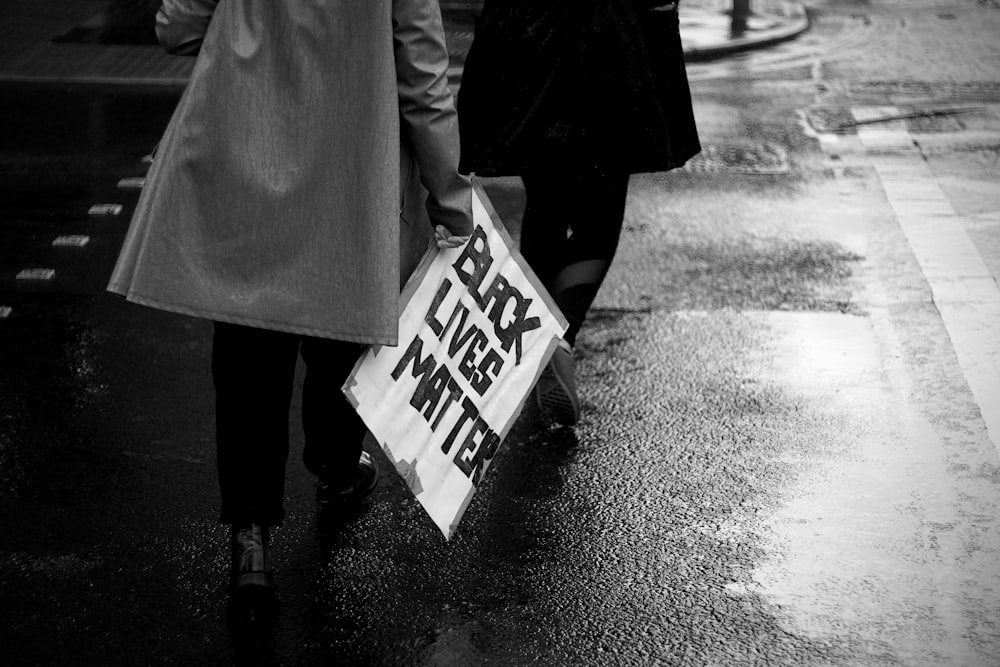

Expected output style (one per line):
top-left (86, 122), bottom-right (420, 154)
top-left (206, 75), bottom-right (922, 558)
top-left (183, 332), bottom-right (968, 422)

top-left (681, 143), bottom-right (789, 174)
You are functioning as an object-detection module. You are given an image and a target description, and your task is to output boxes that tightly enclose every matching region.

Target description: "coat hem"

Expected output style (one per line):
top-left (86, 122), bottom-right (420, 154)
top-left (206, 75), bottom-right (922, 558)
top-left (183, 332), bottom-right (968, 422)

top-left (107, 287), bottom-right (399, 346)
top-left (460, 149), bottom-right (701, 179)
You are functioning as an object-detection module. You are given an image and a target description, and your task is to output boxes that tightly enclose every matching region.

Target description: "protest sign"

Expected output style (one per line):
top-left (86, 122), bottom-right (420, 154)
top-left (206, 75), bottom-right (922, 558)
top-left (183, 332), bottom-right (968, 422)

top-left (343, 183), bottom-right (568, 539)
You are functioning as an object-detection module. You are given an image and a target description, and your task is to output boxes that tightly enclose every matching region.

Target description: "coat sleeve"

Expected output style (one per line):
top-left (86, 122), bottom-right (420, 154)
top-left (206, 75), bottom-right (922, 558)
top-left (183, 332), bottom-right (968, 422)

top-left (392, 0), bottom-right (475, 237)
top-left (155, 0), bottom-right (220, 56)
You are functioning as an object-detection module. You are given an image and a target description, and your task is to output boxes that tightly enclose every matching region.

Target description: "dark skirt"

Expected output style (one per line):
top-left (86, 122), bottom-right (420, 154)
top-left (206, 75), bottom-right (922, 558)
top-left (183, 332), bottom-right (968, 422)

top-left (458, 0), bottom-right (701, 176)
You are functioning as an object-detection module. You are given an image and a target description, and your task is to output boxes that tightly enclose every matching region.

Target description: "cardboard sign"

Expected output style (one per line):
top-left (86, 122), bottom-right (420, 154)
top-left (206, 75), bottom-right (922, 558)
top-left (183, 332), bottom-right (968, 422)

top-left (344, 183), bottom-right (567, 538)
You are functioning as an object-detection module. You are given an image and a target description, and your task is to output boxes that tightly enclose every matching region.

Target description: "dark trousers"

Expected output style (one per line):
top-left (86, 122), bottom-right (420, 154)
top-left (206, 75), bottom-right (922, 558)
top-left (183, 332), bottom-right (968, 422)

top-left (520, 169), bottom-right (631, 346)
top-left (212, 322), bottom-right (367, 526)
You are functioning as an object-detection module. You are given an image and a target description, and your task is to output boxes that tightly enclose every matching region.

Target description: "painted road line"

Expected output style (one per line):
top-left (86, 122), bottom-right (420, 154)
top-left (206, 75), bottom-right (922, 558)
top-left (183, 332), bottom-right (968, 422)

top-left (117, 177), bottom-right (145, 189)
top-left (16, 268), bottom-right (56, 280)
top-left (854, 106), bottom-right (1000, 450)
top-left (52, 235), bottom-right (90, 247)
top-left (89, 203), bottom-right (123, 217)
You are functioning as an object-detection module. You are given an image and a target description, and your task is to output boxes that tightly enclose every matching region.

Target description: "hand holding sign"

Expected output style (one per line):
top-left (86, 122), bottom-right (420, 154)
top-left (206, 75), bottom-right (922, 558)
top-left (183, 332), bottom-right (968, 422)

top-left (343, 183), bottom-right (567, 539)
top-left (434, 225), bottom-right (470, 249)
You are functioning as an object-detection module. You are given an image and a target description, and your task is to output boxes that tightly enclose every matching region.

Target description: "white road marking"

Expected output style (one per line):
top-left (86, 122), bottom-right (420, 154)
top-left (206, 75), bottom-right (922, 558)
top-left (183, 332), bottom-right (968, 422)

top-left (116, 177), bottom-right (145, 190)
top-left (52, 235), bottom-right (90, 247)
top-left (16, 268), bottom-right (55, 280)
top-left (88, 203), bottom-right (123, 216)
top-left (853, 106), bottom-right (1000, 451)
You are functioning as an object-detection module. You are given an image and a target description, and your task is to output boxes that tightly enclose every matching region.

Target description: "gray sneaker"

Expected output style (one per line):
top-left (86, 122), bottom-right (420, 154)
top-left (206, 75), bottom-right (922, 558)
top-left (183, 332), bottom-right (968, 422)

top-left (535, 344), bottom-right (580, 426)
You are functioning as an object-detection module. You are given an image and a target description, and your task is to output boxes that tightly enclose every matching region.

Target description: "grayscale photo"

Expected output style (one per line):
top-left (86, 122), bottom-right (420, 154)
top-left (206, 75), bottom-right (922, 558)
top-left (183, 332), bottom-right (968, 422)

top-left (1, 0), bottom-right (998, 664)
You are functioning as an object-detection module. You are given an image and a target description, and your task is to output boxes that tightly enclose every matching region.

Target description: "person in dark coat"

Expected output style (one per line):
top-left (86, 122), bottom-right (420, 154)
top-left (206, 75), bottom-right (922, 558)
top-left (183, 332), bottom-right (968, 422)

top-left (458, 0), bottom-right (700, 425)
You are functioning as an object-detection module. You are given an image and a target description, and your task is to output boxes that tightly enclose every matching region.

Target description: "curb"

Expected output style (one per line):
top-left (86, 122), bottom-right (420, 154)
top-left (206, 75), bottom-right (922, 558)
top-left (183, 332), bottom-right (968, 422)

top-left (681, 1), bottom-right (811, 62)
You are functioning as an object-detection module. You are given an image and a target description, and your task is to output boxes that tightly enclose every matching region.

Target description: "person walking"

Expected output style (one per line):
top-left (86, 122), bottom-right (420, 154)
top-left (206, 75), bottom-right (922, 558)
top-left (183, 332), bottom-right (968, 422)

top-left (108, 0), bottom-right (473, 604)
top-left (458, 0), bottom-right (700, 425)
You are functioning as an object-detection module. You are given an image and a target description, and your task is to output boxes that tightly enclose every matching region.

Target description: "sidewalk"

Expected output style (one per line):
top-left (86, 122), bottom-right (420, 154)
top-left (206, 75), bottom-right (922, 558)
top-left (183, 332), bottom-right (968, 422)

top-left (0, 0), bottom-right (809, 87)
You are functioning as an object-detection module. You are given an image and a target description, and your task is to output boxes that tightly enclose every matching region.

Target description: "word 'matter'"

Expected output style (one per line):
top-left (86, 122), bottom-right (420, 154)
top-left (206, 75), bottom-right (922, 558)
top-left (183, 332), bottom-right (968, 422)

top-left (390, 226), bottom-right (542, 486)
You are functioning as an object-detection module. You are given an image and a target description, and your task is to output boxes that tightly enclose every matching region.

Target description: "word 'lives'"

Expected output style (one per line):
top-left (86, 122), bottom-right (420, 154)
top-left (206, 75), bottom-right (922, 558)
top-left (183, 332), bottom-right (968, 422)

top-left (390, 226), bottom-right (542, 486)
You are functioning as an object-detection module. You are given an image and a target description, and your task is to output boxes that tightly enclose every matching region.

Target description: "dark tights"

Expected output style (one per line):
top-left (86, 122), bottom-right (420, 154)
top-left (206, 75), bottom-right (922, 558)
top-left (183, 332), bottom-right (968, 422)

top-left (212, 322), bottom-right (367, 526)
top-left (520, 169), bottom-right (630, 346)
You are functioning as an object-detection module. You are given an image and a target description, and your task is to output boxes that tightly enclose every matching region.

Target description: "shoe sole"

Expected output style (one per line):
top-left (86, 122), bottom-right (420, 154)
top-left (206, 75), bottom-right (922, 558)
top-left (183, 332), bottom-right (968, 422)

top-left (536, 368), bottom-right (580, 426)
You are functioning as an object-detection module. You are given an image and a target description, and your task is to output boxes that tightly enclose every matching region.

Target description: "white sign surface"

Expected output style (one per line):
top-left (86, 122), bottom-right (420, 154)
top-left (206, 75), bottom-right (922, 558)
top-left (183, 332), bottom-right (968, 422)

top-left (344, 184), bottom-right (567, 538)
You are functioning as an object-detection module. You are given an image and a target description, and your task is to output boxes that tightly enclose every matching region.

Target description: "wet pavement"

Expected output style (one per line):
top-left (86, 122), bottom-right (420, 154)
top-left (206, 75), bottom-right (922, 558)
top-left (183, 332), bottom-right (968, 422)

top-left (2, 0), bottom-right (1000, 665)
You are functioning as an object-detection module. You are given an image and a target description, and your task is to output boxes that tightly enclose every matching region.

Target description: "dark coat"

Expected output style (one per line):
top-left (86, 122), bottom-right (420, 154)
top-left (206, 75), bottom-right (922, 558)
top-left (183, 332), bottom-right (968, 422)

top-left (458, 0), bottom-right (701, 176)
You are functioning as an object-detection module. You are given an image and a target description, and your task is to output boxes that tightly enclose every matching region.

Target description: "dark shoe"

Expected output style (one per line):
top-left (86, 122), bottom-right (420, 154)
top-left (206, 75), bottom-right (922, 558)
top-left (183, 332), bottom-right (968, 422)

top-left (230, 523), bottom-right (276, 603)
top-left (535, 342), bottom-right (580, 426)
top-left (316, 451), bottom-right (380, 506)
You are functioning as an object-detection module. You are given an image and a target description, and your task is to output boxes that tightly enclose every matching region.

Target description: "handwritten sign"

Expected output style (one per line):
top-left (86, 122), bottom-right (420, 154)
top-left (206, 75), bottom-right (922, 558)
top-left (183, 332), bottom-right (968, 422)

top-left (344, 183), bottom-right (567, 538)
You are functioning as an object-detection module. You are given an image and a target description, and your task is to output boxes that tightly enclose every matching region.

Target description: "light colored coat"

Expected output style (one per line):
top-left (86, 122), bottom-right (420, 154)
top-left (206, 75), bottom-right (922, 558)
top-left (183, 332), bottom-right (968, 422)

top-left (108, 0), bottom-right (474, 345)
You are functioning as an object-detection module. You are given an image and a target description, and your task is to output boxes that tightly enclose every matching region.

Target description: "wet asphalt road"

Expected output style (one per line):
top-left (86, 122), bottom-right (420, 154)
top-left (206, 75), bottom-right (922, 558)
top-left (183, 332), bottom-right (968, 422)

top-left (3, 1), bottom-right (1000, 665)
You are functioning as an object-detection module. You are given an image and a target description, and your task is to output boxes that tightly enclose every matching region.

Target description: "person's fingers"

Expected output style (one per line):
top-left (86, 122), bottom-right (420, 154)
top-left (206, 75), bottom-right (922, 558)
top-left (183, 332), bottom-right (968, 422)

top-left (435, 236), bottom-right (469, 249)
top-left (434, 225), bottom-right (470, 249)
